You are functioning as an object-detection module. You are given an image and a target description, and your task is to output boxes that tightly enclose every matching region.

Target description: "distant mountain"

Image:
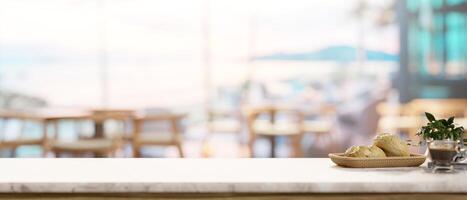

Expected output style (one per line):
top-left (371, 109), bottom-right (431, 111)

top-left (0, 90), bottom-right (47, 109)
top-left (254, 45), bottom-right (398, 62)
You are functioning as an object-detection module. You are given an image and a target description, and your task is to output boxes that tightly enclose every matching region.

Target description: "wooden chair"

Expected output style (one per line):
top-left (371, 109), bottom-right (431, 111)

top-left (0, 110), bottom-right (45, 157)
top-left (302, 104), bottom-right (336, 145)
top-left (46, 110), bottom-right (134, 157)
top-left (409, 99), bottom-right (467, 118)
top-left (132, 113), bottom-right (185, 157)
top-left (377, 99), bottom-right (467, 142)
top-left (244, 105), bottom-right (304, 158)
top-left (410, 99), bottom-right (467, 141)
top-left (376, 102), bottom-right (420, 140)
top-left (203, 107), bottom-right (243, 155)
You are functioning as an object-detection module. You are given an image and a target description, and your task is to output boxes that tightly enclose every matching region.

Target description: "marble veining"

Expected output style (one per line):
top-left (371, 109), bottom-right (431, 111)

top-left (0, 158), bottom-right (465, 193)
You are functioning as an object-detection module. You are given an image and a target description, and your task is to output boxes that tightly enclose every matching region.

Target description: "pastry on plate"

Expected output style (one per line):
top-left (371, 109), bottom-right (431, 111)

top-left (368, 145), bottom-right (386, 157)
top-left (344, 145), bottom-right (386, 158)
top-left (373, 133), bottom-right (410, 157)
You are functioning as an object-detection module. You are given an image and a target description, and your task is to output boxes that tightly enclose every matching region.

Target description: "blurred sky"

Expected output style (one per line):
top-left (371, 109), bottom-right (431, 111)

top-left (0, 0), bottom-right (398, 108)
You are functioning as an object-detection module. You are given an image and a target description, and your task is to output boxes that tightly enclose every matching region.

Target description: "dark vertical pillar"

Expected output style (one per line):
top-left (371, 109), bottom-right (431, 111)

top-left (94, 121), bottom-right (105, 138)
top-left (270, 110), bottom-right (276, 158)
top-left (397, 0), bottom-right (411, 103)
top-left (441, 0), bottom-right (447, 76)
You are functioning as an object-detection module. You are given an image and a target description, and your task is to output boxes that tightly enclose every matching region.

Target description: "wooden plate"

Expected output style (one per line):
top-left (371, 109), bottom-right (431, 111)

top-left (328, 153), bottom-right (426, 168)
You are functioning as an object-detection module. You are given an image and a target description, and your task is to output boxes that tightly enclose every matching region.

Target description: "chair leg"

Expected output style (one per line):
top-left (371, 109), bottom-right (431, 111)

top-left (108, 150), bottom-right (117, 158)
top-left (236, 131), bottom-right (246, 157)
top-left (10, 147), bottom-right (17, 158)
top-left (291, 135), bottom-right (303, 158)
top-left (133, 145), bottom-right (141, 158)
top-left (269, 136), bottom-right (276, 158)
top-left (248, 136), bottom-right (255, 158)
top-left (41, 122), bottom-right (49, 158)
top-left (176, 143), bottom-right (184, 158)
top-left (41, 150), bottom-right (48, 158)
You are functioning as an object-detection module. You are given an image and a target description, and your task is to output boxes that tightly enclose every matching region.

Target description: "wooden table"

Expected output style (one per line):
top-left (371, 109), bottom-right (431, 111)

top-left (35, 109), bottom-right (135, 157)
top-left (132, 113), bottom-right (186, 157)
top-left (39, 109), bottom-right (135, 139)
top-left (39, 111), bottom-right (94, 140)
top-left (90, 109), bottom-right (135, 138)
top-left (0, 110), bottom-right (46, 156)
top-left (244, 104), bottom-right (303, 157)
top-left (0, 158), bottom-right (465, 199)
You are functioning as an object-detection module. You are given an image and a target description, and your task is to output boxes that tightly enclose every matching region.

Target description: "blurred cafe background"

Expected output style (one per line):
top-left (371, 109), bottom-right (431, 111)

top-left (0, 0), bottom-right (466, 158)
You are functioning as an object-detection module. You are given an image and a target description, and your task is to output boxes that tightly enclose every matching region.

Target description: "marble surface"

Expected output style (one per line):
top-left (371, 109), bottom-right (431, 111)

top-left (0, 158), bottom-right (465, 193)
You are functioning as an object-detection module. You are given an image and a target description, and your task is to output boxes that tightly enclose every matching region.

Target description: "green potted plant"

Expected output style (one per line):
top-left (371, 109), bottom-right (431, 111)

top-left (417, 112), bottom-right (465, 170)
top-left (417, 112), bottom-right (464, 141)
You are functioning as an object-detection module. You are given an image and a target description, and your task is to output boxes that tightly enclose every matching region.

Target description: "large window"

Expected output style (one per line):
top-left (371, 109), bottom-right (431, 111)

top-left (404, 0), bottom-right (467, 99)
top-left (0, 0), bottom-right (398, 109)
top-left (0, 0), bottom-right (205, 108)
top-left (0, 0), bottom-right (402, 158)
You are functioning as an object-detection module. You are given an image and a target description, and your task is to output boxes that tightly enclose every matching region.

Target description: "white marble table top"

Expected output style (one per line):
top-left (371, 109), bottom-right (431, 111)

top-left (0, 158), bottom-right (465, 193)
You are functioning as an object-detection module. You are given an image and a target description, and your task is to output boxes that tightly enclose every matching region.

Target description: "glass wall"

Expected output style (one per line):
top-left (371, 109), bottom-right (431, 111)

top-left (403, 0), bottom-right (467, 99)
top-left (0, 0), bottom-right (401, 158)
top-left (0, 0), bottom-right (205, 109)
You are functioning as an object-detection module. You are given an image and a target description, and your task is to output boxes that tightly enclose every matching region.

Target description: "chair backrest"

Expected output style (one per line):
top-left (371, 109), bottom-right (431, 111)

top-left (90, 109), bottom-right (136, 139)
top-left (208, 107), bottom-right (242, 121)
top-left (132, 113), bottom-right (186, 139)
top-left (0, 110), bottom-right (43, 141)
top-left (408, 99), bottom-right (467, 118)
top-left (244, 105), bottom-right (303, 121)
top-left (301, 103), bottom-right (337, 122)
top-left (243, 105), bottom-right (304, 136)
top-left (92, 109), bottom-right (135, 121)
top-left (359, 96), bottom-right (386, 138)
top-left (377, 102), bottom-right (413, 116)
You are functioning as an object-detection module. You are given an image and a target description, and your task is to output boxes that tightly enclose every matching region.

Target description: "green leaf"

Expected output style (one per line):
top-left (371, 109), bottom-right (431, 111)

top-left (425, 112), bottom-right (436, 122)
top-left (447, 117), bottom-right (454, 125)
top-left (434, 121), bottom-right (443, 127)
top-left (418, 113), bottom-right (464, 141)
top-left (440, 119), bottom-right (448, 126)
